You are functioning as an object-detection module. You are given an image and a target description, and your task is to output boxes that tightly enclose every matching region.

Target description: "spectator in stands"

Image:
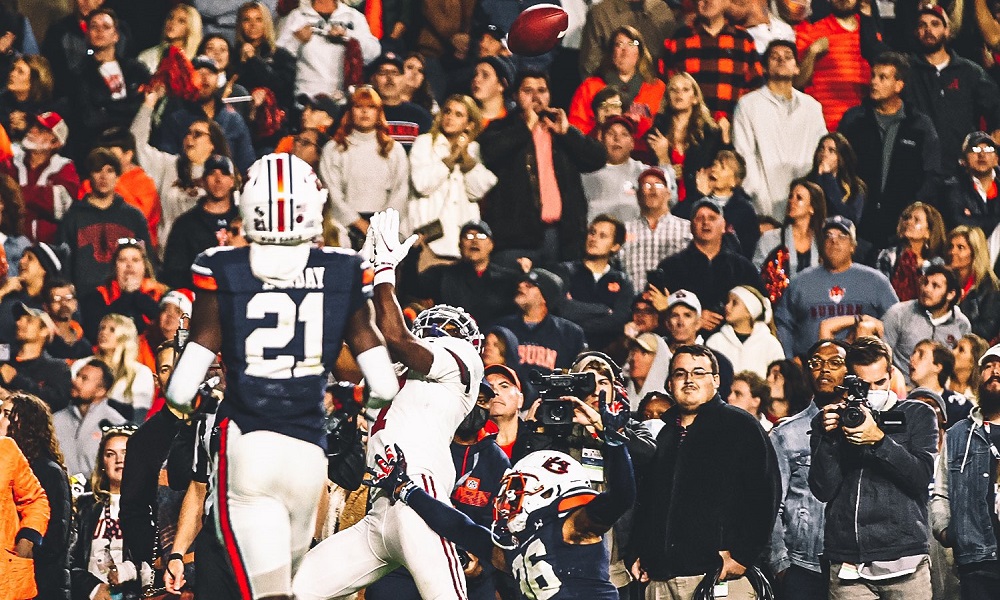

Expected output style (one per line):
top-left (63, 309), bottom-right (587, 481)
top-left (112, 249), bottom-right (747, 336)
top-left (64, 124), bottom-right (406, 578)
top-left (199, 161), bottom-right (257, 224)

top-left (621, 167), bottom-right (691, 291)
top-left (812, 336), bottom-right (937, 599)
top-left (767, 339), bottom-right (847, 600)
top-left (44, 280), bottom-right (91, 360)
top-left (53, 362), bottom-right (125, 476)
top-left (578, 0), bottom-right (677, 78)
top-left (42, 0), bottom-right (131, 98)
top-left (674, 149), bottom-right (760, 258)
top-left (882, 263), bottom-right (970, 382)
top-left (1, 303), bottom-right (72, 413)
top-left (479, 69), bottom-right (606, 266)
top-left (233, 1), bottom-right (296, 112)
top-left (1, 392), bottom-right (73, 600)
top-left (726, 0), bottom-right (796, 54)
top-left (369, 52), bottom-right (434, 151)
top-left (875, 202), bottom-right (946, 302)
top-left (56, 148), bottom-right (151, 292)
top-left (413, 0), bottom-right (474, 102)
top-left (806, 132), bottom-right (866, 225)
top-left (273, 94), bottom-right (338, 155)
top-left (795, 0), bottom-right (869, 130)
top-left (647, 73), bottom-right (726, 204)
top-left (161, 154), bottom-right (240, 289)
top-left (0, 55), bottom-right (56, 144)
top-left (400, 53), bottom-right (440, 116)
top-left (66, 7), bottom-right (149, 161)
top-left (0, 242), bottom-right (66, 343)
top-left (496, 268), bottom-right (587, 375)
top-left (656, 199), bottom-right (763, 333)
top-left (0, 175), bottom-right (30, 278)
top-left (157, 55), bottom-right (255, 173)
top-left (766, 357), bottom-right (812, 420)
top-left (908, 339), bottom-right (972, 427)
top-left (196, 35), bottom-right (250, 108)
top-left (624, 332), bottom-right (671, 400)
top-left (0, 429), bottom-right (49, 600)
top-left (606, 294), bottom-right (664, 364)
top-left (942, 131), bottom-right (1000, 232)
top-left (78, 240), bottom-right (165, 343)
top-left (69, 425), bottom-right (140, 599)
top-left (707, 284), bottom-right (785, 377)
top-left (131, 87), bottom-right (232, 250)
top-left (860, 3), bottom-right (1000, 173)
top-left (484, 363), bottom-right (526, 460)
top-left (582, 116), bottom-right (676, 224)
top-left (838, 51), bottom-right (941, 245)
top-left (288, 129), bottom-right (328, 172)
top-left (946, 225), bottom-right (1000, 342)
top-left (659, 0), bottom-right (764, 117)
top-left (82, 127), bottom-right (161, 249)
top-left (555, 215), bottom-right (634, 350)
top-left (276, 0), bottom-right (379, 101)
top-left (136, 4), bottom-right (203, 74)
top-left (733, 39), bottom-right (827, 221)
top-left (727, 370), bottom-right (773, 430)
top-left (950, 333), bottom-right (988, 399)
top-left (2, 112), bottom-right (80, 244)
top-left (570, 26), bottom-right (665, 139)
top-left (137, 290), bottom-right (191, 374)
top-left (659, 289), bottom-right (704, 350)
top-left (407, 94), bottom-right (497, 262)
top-left (319, 86), bottom-right (408, 242)
top-left (72, 314), bottom-right (155, 423)
top-left (753, 179), bottom-right (826, 302)
top-left (470, 55), bottom-right (514, 127)
top-left (629, 344), bottom-right (779, 596)
top-left (775, 216), bottom-right (898, 358)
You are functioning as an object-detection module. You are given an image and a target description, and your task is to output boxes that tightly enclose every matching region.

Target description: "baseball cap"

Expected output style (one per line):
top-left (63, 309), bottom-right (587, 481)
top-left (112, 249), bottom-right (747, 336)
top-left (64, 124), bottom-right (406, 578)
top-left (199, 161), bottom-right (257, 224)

top-left (191, 55), bottom-right (221, 72)
top-left (479, 378), bottom-right (497, 399)
top-left (603, 114), bottom-right (637, 135)
top-left (160, 289), bottom-right (195, 316)
top-left (519, 269), bottom-right (565, 310)
top-left (917, 3), bottom-right (949, 26)
top-left (485, 364), bottom-right (521, 390)
top-left (12, 302), bottom-right (56, 338)
top-left (36, 112), bottom-right (69, 147)
top-left (823, 215), bottom-right (857, 243)
top-left (204, 154), bottom-right (235, 176)
top-left (460, 219), bottom-right (493, 238)
top-left (631, 332), bottom-right (661, 353)
top-left (297, 93), bottom-right (340, 117)
top-left (962, 131), bottom-right (996, 153)
top-left (980, 343), bottom-right (1000, 366)
top-left (908, 387), bottom-right (948, 418)
top-left (478, 23), bottom-right (506, 41)
top-left (370, 52), bottom-right (404, 73)
top-left (666, 289), bottom-right (702, 316)
top-left (691, 197), bottom-right (723, 216)
top-left (638, 167), bottom-right (669, 186)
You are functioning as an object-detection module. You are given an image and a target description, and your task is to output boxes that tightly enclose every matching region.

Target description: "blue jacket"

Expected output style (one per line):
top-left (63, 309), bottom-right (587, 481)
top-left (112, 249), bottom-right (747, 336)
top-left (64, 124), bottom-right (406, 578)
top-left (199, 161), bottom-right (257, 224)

top-left (932, 407), bottom-right (1000, 566)
top-left (767, 402), bottom-right (826, 574)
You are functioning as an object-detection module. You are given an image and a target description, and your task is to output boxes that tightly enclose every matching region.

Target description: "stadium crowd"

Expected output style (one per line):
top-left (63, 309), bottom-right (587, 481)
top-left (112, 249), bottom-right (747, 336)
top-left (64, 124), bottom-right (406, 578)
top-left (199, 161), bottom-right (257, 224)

top-left (1, 0), bottom-right (1000, 598)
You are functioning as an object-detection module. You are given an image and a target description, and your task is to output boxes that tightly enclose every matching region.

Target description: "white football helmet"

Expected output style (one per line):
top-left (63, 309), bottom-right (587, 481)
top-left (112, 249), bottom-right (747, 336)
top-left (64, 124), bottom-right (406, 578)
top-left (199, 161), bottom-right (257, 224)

top-left (412, 304), bottom-right (484, 352)
top-left (493, 450), bottom-right (595, 536)
top-left (241, 153), bottom-right (325, 245)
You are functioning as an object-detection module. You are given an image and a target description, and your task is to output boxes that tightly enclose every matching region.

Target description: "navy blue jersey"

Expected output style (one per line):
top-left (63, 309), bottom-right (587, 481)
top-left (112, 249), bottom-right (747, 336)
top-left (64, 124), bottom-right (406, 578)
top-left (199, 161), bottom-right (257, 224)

top-left (506, 510), bottom-right (617, 600)
top-left (191, 246), bottom-right (372, 446)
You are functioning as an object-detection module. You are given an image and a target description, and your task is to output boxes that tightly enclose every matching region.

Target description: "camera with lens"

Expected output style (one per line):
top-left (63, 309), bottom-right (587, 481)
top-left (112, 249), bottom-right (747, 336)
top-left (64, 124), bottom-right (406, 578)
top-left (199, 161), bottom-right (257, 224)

top-left (529, 371), bottom-right (597, 427)
top-left (834, 375), bottom-right (906, 432)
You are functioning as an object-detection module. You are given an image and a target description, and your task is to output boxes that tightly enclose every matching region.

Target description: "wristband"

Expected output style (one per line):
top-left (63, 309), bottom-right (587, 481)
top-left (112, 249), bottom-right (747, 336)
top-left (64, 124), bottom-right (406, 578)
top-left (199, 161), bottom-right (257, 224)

top-left (372, 263), bottom-right (396, 287)
top-left (167, 553), bottom-right (184, 563)
top-left (397, 479), bottom-right (418, 505)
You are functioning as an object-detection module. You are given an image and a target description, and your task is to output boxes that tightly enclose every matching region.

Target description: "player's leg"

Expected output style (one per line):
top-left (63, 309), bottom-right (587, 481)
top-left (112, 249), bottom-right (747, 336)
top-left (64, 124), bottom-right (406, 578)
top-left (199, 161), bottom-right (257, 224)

top-left (291, 506), bottom-right (396, 600)
top-left (215, 422), bottom-right (326, 599)
top-left (387, 473), bottom-right (469, 600)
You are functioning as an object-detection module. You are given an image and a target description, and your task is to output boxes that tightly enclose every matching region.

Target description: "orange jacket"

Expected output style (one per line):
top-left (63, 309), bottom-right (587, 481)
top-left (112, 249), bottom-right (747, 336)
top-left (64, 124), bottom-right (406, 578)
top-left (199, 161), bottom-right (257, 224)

top-left (569, 76), bottom-right (665, 137)
top-left (80, 166), bottom-right (162, 248)
top-left (0, 437), bottom-right (50, 600)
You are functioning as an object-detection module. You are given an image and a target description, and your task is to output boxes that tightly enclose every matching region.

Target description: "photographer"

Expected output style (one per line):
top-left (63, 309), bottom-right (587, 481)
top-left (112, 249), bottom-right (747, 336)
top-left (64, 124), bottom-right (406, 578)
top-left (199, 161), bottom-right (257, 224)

top-left (810, 336), bottom-right (938, 599)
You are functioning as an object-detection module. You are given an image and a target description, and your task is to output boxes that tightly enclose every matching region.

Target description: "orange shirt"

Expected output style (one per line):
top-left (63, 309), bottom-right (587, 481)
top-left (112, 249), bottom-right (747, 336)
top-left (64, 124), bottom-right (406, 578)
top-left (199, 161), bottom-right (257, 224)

top-left (569, 76), bottom-right (665, 137)
top-left (796, 15), bottom-right (871, 131)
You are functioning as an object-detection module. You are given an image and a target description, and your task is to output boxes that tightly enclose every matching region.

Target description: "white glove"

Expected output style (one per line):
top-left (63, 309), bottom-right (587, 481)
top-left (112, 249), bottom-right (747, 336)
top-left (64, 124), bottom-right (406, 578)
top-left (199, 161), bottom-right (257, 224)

top-left (370, 209), bottom-right (417, 287)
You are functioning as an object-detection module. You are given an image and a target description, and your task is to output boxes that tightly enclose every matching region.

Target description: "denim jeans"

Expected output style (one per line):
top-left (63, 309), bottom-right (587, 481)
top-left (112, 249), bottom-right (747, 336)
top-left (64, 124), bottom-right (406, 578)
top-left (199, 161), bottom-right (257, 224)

top-left (829, 558), bottom-right (932, 600)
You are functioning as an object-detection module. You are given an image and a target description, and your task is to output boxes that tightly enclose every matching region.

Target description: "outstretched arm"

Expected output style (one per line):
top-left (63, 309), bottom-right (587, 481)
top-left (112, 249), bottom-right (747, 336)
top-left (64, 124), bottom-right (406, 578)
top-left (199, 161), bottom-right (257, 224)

top-left (165, 291), bottom-right (221, 413)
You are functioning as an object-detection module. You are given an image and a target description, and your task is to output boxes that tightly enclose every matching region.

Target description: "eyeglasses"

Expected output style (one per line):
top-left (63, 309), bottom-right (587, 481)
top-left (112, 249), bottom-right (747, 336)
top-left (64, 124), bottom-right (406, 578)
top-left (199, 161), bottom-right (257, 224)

top-left (599, 99), bottom-right (623, 109)
top-left (970, 146), bottom-right (997, 154)
top-left (187, 129), bottom-right (210, 139)
top-left (50, 293), bottom-right (75, 302)
top-left (614, 40), bottom-right (640, 49)
top-left (807, 356), bottom-right (846, 370)
top-left (293, 135), bottom-right (318, 148)
top-left (463, 232), bottom-right (489, 240)
top-left (669, 368), bottom-right (716, 381)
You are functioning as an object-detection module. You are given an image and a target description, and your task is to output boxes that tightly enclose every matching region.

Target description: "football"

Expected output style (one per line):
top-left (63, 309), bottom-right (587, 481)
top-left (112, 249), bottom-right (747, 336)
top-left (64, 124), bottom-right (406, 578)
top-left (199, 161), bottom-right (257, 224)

top-left (507, 4), bottom-right (569, 57)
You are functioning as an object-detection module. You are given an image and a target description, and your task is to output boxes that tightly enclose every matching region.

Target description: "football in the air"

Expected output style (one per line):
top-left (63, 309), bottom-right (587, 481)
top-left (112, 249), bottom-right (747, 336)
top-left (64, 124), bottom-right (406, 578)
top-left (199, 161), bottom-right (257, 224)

top-left (507, 4), bottom-right (569, 57)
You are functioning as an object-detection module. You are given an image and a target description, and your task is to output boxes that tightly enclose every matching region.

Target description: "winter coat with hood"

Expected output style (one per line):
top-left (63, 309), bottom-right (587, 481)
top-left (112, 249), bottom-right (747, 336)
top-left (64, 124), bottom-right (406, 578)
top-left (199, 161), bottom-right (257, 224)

top-left (625, 334), bottom-right (672, 401)
top-left (706, 321), bottom-right (785, 378)
top-left (0, 437), bottom-right (50, 600)
top-left (30, 453), bottom-right (72, 600)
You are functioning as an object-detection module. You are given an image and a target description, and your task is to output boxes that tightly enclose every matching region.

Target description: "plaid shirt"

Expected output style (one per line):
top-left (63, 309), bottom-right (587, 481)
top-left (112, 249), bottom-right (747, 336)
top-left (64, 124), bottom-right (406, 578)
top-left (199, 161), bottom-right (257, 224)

top-left (660, 21), bottom-right (764, 117)
top-left (622, 213), bottom-right (693, 290)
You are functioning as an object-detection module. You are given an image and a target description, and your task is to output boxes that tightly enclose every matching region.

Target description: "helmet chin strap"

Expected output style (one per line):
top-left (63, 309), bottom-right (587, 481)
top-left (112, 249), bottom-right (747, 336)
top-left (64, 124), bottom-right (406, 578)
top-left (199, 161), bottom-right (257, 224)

top-left (249, 243), bottom-right (311, 285)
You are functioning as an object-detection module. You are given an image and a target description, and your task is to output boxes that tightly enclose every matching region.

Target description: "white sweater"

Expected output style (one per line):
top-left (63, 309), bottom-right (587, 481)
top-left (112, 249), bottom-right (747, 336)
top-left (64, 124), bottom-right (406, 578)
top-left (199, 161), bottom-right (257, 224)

top-left (706, 322), bottom-right (785, 378)
top-left (407, 133), bottom-right (497, 258)
top-left (318, 130), bottom-right (410, 228)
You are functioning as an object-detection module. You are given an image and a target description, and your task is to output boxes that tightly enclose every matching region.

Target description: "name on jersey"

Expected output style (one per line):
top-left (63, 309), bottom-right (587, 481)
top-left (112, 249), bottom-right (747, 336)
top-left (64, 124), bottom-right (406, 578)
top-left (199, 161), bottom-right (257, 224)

top-left (261, 267), bottom-right (326, 290)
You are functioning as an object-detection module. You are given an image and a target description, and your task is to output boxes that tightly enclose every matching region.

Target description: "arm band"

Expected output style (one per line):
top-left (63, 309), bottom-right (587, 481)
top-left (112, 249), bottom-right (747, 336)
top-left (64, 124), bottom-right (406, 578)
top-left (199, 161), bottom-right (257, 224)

top-left (165, 342), bottom-right (216, 414)
top-left (356, 346), bottom-right (399, 403)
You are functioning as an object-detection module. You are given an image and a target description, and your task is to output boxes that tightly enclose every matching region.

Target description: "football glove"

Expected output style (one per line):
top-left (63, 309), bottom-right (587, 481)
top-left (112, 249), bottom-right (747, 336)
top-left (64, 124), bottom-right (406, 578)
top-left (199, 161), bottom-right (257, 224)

top-left (600, 382), bottom-right (630, 446)
top-left (363, 444), bottom-right (418, 504)
top-left (369, 209), bottom-right (417, 287)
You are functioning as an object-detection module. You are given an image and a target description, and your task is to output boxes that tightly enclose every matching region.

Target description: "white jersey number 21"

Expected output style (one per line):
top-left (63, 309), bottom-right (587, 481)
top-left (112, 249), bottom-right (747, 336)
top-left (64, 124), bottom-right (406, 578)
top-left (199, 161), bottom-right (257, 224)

top-left (244, 292), bottom-right (324, 378)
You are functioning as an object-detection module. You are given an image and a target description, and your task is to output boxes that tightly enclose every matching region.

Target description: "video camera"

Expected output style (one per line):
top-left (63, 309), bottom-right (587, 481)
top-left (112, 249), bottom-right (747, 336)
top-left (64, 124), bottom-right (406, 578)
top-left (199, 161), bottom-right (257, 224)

top-left (834, 375), bottom-right (906, 432)
top-left (529, 371), bottom-right (597, 427)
